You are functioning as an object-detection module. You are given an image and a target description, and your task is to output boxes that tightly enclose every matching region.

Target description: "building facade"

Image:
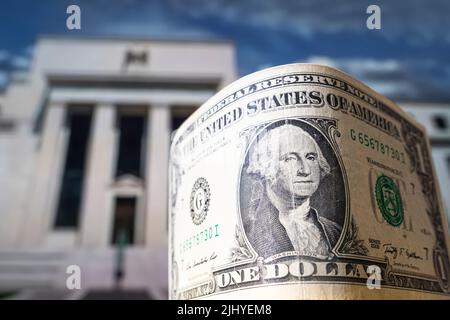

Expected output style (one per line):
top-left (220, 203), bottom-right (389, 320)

top-left (0, 36), bottom-right (236, 298)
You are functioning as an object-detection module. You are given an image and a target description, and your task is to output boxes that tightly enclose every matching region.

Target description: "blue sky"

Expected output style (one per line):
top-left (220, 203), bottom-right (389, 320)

top-left (1, 0), bottom-right (449, 100)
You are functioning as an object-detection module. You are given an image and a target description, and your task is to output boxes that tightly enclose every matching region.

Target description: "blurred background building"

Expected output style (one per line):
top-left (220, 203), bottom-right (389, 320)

top-left (0, 36), bottom-right (236, 299)
top-left (0, 0), bottom-right (449, 299)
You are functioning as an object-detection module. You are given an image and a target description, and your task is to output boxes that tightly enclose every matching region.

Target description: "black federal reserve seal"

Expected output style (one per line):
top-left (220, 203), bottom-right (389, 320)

top-left (190, 177), bottom-right (211, 225)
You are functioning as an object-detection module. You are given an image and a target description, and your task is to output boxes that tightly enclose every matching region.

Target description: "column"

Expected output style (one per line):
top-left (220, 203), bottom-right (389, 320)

top-left (145, 105), bottom-right (170, 248)
top-left (79, 103), bottom-right (116, 247)
top-left (23, 102), bottom-right (67, 245)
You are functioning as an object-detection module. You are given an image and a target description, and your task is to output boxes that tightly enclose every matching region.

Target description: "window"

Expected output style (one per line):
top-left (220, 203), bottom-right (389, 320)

top-left (116, 114), bottom-right (145, 177)
top-left (0, 119), bottom-right (15, 133)
top-left (111, 197), bottom-right (136, 245)
top-left (171, 106), bottom-right (196, 132)
top-left (447, 156), bottom-right (450, 177)
top-left (54, 112), bottom-right (92, 228)
top-left (433, 115), bottom-right (448, 130)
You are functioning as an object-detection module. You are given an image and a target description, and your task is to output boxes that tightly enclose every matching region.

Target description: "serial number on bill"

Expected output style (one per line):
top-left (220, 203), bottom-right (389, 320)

top-left (349, 128), bottom-right (406, 163)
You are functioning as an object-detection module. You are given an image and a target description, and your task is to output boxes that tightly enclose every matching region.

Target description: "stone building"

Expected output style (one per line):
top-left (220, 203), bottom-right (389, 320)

top-left (0, 36), bottom-right (236, 298)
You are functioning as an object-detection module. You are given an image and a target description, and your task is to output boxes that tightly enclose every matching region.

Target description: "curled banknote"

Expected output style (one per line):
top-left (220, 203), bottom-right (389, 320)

top-left (169, 64), bottom-right (450, 299)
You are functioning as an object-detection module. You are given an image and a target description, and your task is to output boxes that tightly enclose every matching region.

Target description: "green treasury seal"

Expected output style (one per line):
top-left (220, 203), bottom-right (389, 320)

top-left (375, 175), bottom-right (404, 227)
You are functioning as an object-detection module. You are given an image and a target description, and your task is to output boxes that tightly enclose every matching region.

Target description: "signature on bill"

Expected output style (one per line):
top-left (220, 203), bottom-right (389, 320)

top-left (383, 243), bottom-right (424, 260)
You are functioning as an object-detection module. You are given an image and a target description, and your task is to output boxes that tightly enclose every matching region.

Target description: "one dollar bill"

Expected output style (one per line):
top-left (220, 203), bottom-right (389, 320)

top-left (169, 64), bottom-right (450, 299)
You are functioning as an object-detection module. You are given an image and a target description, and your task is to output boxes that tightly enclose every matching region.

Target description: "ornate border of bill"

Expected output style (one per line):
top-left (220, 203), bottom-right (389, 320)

top-left (169, 64), bottom-right (450, 299)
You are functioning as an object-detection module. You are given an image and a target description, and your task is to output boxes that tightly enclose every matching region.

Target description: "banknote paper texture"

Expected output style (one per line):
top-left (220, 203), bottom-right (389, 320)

top-left (169, 64), bottom-right (450, 299)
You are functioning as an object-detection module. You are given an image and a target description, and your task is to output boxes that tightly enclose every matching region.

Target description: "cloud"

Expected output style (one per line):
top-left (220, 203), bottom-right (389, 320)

top-left (0, 48), bottom-right (32, 71)
top-left (0, 50), bottom-right (9, 61)
top-left (1, 0), bottom-right (448, 100)
top-left (10, 56), bottom-right (31, 69)
top-left (0, 47), bottom-right (33, 90)
top-left (96, 20), bottom-right (213, 39)
top-left (305, 56), bottom-right (450, 101)
top-left (80, 0), bottom-right (215, 39)
top-left (0, 71), bottom-right (7, 88)
top-left (170, 0), bottom-right (450, 44)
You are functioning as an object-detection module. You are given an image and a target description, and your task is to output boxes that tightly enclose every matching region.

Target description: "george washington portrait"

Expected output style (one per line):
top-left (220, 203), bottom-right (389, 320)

top-left (239, 120), bottom-right (345, 260)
